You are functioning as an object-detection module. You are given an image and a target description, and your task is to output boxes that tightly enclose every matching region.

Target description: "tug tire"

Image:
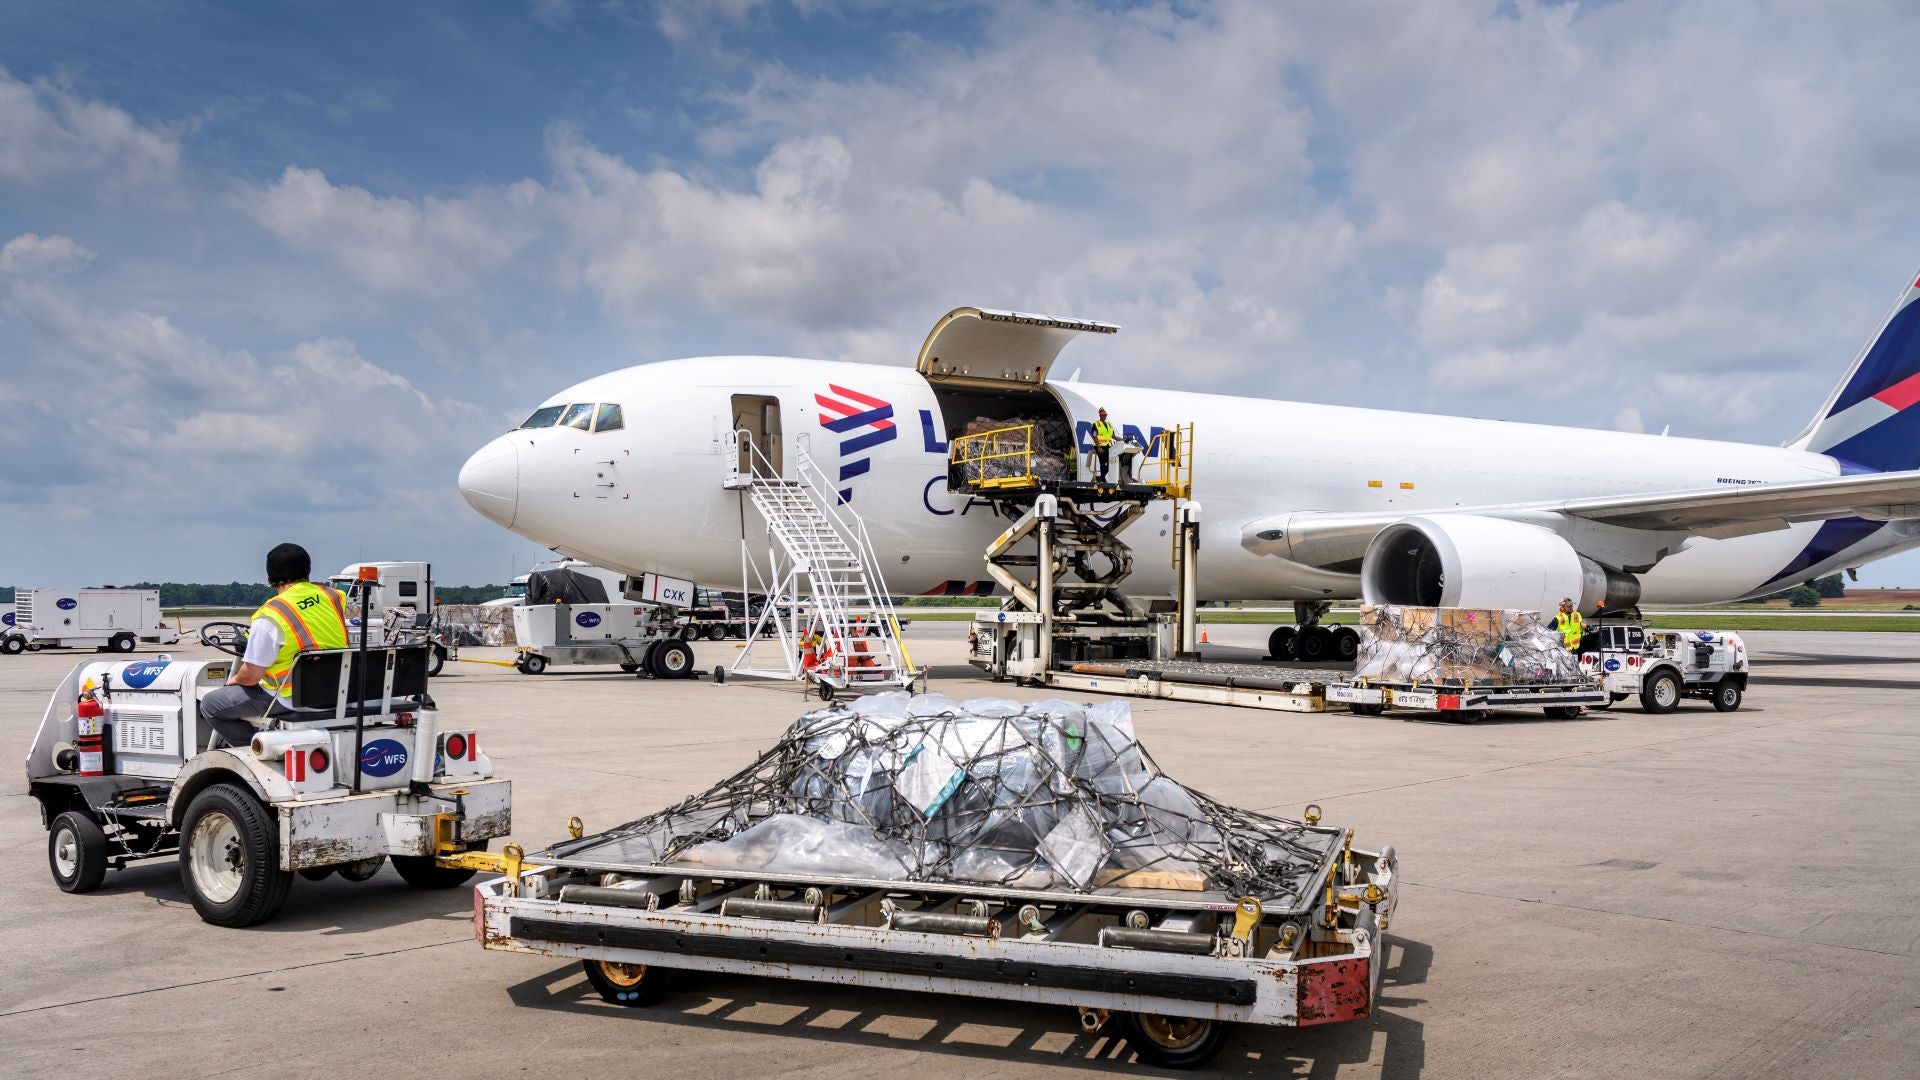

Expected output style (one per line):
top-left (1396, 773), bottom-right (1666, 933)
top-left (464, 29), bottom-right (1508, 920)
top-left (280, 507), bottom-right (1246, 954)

top-left (179, 783), bottom-right (292, 927)
top-left (49, 811), bottom-right (110, 894)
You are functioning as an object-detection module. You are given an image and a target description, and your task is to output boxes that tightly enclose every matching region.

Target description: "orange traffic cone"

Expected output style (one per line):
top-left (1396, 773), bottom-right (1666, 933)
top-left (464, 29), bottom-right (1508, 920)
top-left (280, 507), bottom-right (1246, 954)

top-left (1199, 625), bottom-right (1210, 644)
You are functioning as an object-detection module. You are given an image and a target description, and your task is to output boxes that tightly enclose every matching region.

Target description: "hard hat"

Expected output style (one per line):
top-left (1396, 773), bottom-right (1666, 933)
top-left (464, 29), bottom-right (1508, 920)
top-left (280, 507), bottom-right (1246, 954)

top-left (1560, 597), bottom-right (1574, 605)
top-left (1097, 407), bottom-right (1108, 416)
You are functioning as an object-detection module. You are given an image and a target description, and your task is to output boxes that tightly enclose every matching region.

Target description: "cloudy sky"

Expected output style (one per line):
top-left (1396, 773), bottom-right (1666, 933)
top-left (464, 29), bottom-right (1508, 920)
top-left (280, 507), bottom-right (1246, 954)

top-left (5, 0), bottom-right (1920, 589)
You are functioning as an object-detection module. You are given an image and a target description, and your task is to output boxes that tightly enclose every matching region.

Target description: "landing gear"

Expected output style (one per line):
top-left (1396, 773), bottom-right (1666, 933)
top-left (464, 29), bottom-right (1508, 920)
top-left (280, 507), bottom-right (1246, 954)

top-left (1269, 601), bottom-right (1353, 664)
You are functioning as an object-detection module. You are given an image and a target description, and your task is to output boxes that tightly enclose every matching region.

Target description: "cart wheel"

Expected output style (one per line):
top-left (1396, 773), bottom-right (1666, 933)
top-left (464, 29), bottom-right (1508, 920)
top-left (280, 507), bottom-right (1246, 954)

top-left (179, 783), bottom-right (293, 927)
top-left (391, 846), bottom-right (480, 889)
top-left (110, 633), bottom-right (137, 653)
top-left (298, 865), bottom-right (337, 881)
top-left (1295, 625), bottom-right (1332, 662)
top-left (1117, 1012), bottom-right (1229, 1069)
top-left (581, 958), bottom-right (678, 1006)
top-left (1332, 626), bottom-right (1360, 663)
top-left (618, 662), bottom-right (641, 674)
top-left (1542, 705), bottom-right (1582, 719)
top-left (1349, 702), bottom-right (1385, 717)
top-left (817, 681), bottom-right (836, 702)
top-left (521, 654), bottom-right (548, 675)
top-left (1710, 681), bottom-right (1743, 712)
top-left (1267, 625), bottom-right (1296, 661)
top-left (2, 635), bottom-right (22, 655)
top-left (1640, 670), bottom-right (1681, 714)
top-left (337, 855), bottom-right (385, 882)
top-left (427, 644), bottom-right (447, 678)
top-left (649, 639), bottom-right (695, 679)
top-left (704, 624), bottom-right (726, 641)
top-left (49, 811), bottom-right (110, 894)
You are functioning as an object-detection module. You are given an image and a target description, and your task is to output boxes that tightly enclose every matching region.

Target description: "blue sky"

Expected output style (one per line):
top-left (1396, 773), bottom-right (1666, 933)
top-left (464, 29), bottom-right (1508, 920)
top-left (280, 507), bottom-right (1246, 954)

top-left (4, 0), bottom-right (1920, 589)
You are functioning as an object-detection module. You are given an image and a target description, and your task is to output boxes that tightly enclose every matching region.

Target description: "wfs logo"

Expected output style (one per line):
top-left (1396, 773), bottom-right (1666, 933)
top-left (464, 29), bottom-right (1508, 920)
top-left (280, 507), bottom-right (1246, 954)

top-left (57, 597), bottom-right (78, 611)
top-left (359, 738), bottom-right (409, 778)
top-left (120, 660), bottom-right (170, 688)
top-left (815, 384), bottom-right (896, 503)
top-left (1, 611), bottom-right (13, 626)
top-left (575, 611), bottom-right (602, 628)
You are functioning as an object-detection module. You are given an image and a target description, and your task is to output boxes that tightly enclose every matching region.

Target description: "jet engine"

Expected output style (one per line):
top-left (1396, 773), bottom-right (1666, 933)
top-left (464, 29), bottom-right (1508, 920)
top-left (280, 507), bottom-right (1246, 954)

top-left (1361, 515), bottom-right (1640, 616)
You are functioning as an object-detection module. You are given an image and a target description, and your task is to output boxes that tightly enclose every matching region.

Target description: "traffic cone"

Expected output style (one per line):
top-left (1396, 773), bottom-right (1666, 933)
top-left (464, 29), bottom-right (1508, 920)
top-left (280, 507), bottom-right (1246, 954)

top-left (1199, 625), bottom-right (1210, 644)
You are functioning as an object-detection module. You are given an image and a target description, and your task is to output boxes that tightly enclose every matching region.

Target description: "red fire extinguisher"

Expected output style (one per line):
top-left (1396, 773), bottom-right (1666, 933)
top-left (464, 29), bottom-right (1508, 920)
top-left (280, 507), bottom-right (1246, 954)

top-left (75, 690), bottom-right (106, 777)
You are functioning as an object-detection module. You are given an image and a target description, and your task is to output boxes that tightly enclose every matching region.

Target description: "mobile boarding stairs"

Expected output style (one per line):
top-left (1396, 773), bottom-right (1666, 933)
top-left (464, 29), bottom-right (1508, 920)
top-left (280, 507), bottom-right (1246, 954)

top-left (724, 430), bottom-right (923, 699)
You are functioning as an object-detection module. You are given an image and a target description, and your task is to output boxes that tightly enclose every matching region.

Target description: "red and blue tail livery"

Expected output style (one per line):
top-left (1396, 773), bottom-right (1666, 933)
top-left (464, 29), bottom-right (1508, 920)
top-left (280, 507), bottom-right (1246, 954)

top-left (1802, 273), bottom-right (1920, 473)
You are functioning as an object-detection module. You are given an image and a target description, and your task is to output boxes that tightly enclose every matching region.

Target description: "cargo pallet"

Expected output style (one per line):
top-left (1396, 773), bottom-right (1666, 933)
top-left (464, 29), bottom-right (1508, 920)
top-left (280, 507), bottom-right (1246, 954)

top-left (475, 818), bottom-right (1397, 1069)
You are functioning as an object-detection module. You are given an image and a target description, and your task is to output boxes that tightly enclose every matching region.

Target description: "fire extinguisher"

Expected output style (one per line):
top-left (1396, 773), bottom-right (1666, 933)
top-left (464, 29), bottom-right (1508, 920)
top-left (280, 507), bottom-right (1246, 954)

top-left (75, 689), bottom-right (106, 777)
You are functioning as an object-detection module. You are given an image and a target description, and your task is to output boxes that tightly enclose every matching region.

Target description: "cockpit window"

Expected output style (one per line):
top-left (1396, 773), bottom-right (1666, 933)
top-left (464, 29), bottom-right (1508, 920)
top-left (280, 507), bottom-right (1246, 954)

top-left (559, 402), bottom-right (595, 430)
top-left (594, 403), bottom-right (624, 432)
top-left (520, 405), bottom-right (566, 428)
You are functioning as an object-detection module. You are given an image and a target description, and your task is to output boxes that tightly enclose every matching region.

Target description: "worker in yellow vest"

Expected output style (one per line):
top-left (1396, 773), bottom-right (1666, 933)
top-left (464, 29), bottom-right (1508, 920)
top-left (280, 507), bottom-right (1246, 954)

top-left (1091, 407), bottom-right (1116, 482)
top-left (200, 543), bottom-right (352, 746)
top-left (1549, 598), bottom-right (1585, 653)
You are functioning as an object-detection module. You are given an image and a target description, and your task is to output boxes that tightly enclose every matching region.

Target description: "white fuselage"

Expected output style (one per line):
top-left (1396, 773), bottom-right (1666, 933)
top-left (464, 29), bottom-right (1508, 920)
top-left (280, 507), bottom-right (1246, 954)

top-left (457, 356), bottom-right (1918, 605)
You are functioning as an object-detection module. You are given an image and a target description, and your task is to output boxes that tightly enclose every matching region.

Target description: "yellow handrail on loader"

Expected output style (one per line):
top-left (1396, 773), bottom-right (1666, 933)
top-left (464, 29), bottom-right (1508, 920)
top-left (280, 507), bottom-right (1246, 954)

top-left (949, 423), bottom-right (1040, 491)
top-left (1140, 423), bottom-right (1194, 500)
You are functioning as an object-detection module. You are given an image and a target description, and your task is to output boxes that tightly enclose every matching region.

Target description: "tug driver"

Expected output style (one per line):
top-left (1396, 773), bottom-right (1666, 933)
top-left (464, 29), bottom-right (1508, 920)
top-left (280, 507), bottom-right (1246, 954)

top-left (199, 543), bottom-right (351, 746)
top-left (1549, 598), bottom-right (1585, 654)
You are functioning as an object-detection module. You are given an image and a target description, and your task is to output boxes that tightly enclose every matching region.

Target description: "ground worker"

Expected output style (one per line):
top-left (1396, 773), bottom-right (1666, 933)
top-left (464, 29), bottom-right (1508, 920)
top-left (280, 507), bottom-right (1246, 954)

top-left (1092, 407), bottom-right (1116, 482)
top-left (1549, 598), bottom-right (1585, 653)
top-left (199, 543), bottom-right (351, 746)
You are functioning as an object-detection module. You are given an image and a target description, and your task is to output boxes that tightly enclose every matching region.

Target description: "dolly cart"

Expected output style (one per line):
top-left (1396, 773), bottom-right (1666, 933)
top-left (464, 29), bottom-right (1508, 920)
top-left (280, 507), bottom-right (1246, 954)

top-left (27, 630), bottom-right (513, 927)
top-left (474, 804), bottom-right (1396, 1069)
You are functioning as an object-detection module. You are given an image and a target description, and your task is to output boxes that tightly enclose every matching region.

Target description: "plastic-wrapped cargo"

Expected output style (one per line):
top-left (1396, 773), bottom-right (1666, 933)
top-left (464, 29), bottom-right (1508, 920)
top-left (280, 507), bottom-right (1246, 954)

top-left (957, 417), bottom-right (1072, 485)
top-left (1354, 604), bottom-right (1581, 685)
top-left (550, 693), bottom-right (1340, 904)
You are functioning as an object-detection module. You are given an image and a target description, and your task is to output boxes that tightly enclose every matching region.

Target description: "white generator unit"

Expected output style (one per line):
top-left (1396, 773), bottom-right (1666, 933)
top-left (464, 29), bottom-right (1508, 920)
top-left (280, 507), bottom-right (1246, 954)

top-left (4, 588), bottom-right (179, 654)
top-left (510, 601), bottom-right (695, 678)
top-left (26, 639), bottom-right (511, 927)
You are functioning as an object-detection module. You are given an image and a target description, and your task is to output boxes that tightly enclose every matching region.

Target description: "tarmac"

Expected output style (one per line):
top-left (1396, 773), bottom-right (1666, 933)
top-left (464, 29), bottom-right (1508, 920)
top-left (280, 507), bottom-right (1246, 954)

top-left (1, 623), bottom-right (1916, 1079)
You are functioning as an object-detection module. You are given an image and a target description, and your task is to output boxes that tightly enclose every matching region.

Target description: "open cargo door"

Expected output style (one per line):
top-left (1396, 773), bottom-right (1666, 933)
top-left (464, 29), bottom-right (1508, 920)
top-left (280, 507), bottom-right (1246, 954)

top-left (915, 307), bottom-right (1117, 390)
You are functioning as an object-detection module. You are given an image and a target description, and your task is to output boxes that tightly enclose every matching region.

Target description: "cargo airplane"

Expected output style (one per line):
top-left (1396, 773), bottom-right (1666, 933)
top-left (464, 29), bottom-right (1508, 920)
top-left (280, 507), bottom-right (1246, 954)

top-left (459, 271), bottom-right (1920, 652)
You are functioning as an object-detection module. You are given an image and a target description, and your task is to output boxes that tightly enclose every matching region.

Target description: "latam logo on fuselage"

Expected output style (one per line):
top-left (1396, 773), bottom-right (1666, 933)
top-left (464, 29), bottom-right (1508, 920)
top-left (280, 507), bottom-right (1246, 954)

top-left (815, 384), bottom-right (896, 503)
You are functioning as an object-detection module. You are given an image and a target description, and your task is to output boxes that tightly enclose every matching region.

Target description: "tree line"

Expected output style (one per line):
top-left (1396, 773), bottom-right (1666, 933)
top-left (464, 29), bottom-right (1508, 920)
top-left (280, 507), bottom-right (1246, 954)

top-left (0, 583), bottom-right (507, 607)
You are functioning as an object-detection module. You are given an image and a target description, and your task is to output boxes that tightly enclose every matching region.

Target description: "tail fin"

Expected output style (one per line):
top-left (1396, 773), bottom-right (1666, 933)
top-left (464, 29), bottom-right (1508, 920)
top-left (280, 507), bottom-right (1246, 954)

top-left (1796, 268), bottom-right (1920, 471)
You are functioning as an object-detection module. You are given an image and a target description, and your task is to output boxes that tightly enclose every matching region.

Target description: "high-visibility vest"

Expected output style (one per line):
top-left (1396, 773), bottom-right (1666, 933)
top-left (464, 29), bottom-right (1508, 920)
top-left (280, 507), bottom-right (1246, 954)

top-left (1557, 611), bottom-right (1584, 650)
top-left (1093, 420), bottom-right (1115, 447)
top-left (254, 582), bottom-right (351, 697)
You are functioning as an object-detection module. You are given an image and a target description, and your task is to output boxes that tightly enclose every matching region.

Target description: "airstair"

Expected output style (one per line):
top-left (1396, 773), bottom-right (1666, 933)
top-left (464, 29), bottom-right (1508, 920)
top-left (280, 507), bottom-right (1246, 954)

top-left (725, 430), bottom-right (921, 697)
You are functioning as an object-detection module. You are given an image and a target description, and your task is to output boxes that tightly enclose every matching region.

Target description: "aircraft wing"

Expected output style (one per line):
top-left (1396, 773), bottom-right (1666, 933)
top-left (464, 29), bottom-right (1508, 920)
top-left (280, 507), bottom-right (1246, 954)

top-left (1243, 468), bottom-right (1920, 571)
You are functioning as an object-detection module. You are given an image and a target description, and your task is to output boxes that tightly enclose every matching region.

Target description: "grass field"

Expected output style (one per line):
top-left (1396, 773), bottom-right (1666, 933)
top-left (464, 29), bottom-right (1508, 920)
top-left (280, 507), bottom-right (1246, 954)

top-left (902, 608), bottom-right (1920, 632)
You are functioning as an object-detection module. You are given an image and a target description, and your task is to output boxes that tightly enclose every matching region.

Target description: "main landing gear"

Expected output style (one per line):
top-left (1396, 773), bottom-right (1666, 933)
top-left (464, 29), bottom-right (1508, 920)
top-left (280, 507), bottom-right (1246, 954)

top-left (1267, 600), bottom-right (1359, 665)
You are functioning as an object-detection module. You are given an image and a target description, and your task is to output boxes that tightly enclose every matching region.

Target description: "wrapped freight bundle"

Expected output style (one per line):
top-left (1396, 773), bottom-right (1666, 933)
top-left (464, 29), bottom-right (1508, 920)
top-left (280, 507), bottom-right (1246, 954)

top-left (1353, 604), bottom-right (1580, 686)
top-left (956, 416), bottom-right (1074, 485)
top-left (435, 604), bottom-right (519, 647)
top-left (549, 693), bottom-right (1341, 903)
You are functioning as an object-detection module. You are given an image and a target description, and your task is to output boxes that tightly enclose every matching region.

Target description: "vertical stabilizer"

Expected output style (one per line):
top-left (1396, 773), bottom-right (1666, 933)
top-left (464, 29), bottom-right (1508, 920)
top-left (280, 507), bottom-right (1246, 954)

top-left (1795, 267), bottom-right (1920, 471)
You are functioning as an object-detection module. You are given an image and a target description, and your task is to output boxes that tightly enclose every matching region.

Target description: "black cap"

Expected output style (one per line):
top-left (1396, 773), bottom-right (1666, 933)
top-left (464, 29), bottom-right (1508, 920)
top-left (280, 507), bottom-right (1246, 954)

top-left (267, 543), bottom-right (311, 587)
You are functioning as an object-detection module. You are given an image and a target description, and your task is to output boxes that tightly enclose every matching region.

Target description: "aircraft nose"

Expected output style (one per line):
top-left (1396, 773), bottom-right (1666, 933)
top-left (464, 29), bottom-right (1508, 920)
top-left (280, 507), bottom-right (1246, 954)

top-left (458, 435), bottom-right (519, 528)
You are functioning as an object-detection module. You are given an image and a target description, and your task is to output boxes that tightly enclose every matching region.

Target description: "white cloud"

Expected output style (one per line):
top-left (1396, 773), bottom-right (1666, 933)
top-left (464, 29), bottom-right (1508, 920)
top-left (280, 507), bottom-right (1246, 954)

top-left (0, 233), bottom-right (94, 276)
top-left (0, 67), bottom-right (180, 191)
top-left (234, 166), bottom-right (545, 297)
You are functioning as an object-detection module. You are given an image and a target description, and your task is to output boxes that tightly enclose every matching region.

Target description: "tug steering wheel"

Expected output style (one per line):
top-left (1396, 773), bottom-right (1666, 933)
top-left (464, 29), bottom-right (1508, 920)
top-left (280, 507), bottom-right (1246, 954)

top-left (198, 621), bottom-right (251, 657)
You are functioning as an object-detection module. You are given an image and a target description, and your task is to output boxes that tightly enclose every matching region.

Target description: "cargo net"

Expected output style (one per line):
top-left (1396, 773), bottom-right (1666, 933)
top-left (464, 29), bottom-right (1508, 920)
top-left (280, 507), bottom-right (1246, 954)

top-left (552, 693), bottom-right (1339, 903)
top-left (1354, 604), bottom-right (1583, 686)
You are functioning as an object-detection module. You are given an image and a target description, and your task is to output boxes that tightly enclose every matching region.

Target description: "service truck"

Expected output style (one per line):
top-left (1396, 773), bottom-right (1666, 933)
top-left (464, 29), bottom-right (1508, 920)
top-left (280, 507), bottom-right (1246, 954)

top-left (3, 588), bottom-right (180, 655)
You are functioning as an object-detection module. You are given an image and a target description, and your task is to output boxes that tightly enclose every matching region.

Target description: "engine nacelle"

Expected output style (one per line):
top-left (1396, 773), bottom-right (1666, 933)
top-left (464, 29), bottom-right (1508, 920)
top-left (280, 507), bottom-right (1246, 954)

top-left (1361, 515), bottom-right (1641, 615)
